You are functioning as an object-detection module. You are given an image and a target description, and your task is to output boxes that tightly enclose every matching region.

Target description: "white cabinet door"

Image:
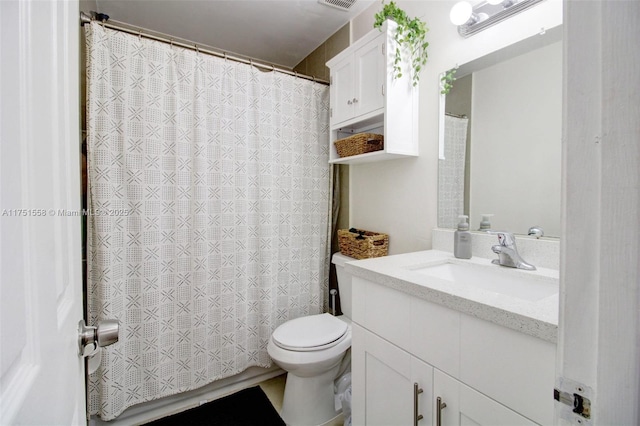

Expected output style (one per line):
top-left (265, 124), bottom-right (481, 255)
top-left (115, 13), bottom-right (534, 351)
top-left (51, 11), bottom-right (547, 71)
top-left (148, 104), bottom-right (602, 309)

top-left (353, 37), bottom-right (385, 119)
top-left (352, 323), bottom-right (433, 426)
top-left (434, 370), bottom-right (536, 426)
top-left (330, 55), bottom-right (354, 126)
top-left (329, 34), bottom-right (385, 127)
top-left (0, 0), bottom-right (85, 424)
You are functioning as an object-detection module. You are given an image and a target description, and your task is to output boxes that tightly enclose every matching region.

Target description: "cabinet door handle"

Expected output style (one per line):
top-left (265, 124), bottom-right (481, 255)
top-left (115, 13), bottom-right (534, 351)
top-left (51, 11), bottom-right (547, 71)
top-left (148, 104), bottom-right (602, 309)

top-left (353, 98), bottom-right (358, 103)
top-left (347, 99), bottom-right (353, 105)
top-left (436, 396), bottom-right (447, 426)
top-left (413, 382), bottom-right (424, 426)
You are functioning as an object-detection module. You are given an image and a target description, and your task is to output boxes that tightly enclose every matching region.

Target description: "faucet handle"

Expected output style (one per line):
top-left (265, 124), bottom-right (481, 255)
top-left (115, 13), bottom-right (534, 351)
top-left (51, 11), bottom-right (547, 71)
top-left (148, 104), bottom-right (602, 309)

top-left (528, 226), bottom-right (544, 239)
top-left (487, 231), bottom-right (516, 248)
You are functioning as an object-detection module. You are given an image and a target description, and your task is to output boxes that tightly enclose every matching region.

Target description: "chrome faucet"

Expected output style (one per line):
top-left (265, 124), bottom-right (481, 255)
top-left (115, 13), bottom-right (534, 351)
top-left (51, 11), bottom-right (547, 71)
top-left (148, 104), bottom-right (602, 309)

top-left (488, 231), bottom-right (536, 271)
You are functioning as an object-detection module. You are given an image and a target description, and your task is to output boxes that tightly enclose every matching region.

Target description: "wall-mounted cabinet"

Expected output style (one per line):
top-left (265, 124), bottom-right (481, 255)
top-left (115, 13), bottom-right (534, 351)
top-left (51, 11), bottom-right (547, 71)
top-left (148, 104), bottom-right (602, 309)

top-left (326, 20), bottom-right (419, 164)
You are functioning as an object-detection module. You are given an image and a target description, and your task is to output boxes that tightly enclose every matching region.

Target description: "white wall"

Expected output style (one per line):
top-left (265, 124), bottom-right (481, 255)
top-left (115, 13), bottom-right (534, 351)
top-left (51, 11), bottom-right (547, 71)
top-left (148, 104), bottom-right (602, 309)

top-left (349, 0), bottom-right (563, 254)
top-left (470, 41), bottom-right (562, 236)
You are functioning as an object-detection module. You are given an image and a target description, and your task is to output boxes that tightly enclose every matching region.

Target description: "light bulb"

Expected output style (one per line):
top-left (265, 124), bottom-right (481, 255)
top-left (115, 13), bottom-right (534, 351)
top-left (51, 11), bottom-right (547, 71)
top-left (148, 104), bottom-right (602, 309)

top-left (486, 0), bottom-right (504, 5)
top-left (450, 1), bottom-right (473, 26)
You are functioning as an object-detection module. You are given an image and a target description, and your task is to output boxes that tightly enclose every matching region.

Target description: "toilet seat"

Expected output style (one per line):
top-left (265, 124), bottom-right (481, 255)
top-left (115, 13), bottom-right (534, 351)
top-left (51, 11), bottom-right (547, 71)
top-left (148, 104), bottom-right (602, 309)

top-left (272, 313), bottom-right (348, 352)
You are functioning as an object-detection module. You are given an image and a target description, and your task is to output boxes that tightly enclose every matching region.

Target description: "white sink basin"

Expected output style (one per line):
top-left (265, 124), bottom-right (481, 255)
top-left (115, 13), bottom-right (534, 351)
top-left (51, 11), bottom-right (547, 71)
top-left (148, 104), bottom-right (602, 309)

top-left (408, 260), bottom-right (558, 302)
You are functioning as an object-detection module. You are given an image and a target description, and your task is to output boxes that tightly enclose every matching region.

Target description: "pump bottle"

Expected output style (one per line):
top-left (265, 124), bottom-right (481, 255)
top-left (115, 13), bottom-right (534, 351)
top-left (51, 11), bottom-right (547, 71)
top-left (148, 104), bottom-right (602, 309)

top-left (478, 214), bottom-right (494, 231)
top-left (454, 215), bottom-right (472, 259)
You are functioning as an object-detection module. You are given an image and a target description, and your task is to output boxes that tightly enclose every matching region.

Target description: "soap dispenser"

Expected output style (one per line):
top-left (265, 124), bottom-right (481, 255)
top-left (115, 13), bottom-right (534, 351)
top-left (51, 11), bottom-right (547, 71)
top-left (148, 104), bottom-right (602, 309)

top-left (478, 214), bottom-right (494, 231)
top-left (454, 215), bottom-right (472, 259)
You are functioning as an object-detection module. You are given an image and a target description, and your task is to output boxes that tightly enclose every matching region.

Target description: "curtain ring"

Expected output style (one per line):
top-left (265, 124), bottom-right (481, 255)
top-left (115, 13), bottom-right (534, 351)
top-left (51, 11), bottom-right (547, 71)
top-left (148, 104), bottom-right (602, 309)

top-left (224, 52), bottom-right (228, 62)
top-left (170, 39), bottom-right (174, 48)
top-left (195, 45), bottom-right (199, 54)
top-left (312, 75), bottom-right (316, 82)
top-left (271, 65), bottom-right (275, 72)
top-left (138, 30), bottom-right (142, 40)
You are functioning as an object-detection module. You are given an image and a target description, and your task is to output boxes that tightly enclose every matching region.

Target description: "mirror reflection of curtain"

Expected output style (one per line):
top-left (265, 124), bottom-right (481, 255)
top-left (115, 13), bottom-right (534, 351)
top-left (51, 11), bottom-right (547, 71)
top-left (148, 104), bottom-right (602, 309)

top-left (438, 115), bottom-right (469, 229)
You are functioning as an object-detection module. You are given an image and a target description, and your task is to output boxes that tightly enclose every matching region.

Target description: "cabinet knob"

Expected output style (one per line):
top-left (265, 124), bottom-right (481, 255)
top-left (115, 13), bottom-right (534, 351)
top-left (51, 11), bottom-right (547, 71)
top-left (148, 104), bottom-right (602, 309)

top-left (353, 98), bottom-right (358, 103)
top-left (347, 100), bottom-right (353, 105)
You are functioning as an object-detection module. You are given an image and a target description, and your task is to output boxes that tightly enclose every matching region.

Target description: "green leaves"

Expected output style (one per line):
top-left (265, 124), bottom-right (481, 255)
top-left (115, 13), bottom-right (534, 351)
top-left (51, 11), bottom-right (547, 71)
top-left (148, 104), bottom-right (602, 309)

top-left (374, 1), bottom-right (429, 87)
top-left (440, 67), bottom-right (458, 95)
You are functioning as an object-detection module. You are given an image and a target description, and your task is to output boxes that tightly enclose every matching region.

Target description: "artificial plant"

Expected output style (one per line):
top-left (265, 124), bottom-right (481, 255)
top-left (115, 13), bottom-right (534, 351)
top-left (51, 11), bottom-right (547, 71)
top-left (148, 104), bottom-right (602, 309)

top-left (374, 1), bottom-right (429, 87)
top-left (440, 67), bottom-right (458, 95)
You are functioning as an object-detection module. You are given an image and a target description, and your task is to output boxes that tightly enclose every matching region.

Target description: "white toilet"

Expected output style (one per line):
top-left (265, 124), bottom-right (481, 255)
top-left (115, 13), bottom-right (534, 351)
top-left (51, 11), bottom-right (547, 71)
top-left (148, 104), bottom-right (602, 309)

top-left (267, 252), bottom-right (354, 426)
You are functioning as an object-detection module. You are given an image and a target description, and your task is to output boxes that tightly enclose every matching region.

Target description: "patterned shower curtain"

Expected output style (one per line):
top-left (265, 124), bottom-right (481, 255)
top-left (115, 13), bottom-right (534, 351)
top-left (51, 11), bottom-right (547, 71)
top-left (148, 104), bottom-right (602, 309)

top-left (85, 23), bottom-right (330, 420)
top-left (438, 115), bottom-right (469, 228)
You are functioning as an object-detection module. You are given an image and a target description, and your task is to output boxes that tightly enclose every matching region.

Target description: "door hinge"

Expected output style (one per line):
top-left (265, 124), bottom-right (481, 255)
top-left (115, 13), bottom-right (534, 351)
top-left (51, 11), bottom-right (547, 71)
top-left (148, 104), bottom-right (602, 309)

top-left (330, 107), bottom-right (333, 118)
top-left (382, 43), bottom-right (385, 55)
top-left (382, 84), bottom-right (385, 96)
top-left (330, 76), bottom-right (333, 85)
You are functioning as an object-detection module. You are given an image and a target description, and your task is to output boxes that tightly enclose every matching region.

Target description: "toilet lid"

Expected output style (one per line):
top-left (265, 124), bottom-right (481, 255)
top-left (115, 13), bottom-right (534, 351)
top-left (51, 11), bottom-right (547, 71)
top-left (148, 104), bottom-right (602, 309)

top-left (272, 313), bottom-right (348, 351)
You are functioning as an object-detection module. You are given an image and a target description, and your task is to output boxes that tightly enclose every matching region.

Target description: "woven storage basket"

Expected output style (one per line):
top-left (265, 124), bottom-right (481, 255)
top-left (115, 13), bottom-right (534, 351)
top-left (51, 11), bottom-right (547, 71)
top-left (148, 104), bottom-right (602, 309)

top-left (338, 228), bottom-right (389, 260)
top-left (334, 133), bottom-right (384, 158)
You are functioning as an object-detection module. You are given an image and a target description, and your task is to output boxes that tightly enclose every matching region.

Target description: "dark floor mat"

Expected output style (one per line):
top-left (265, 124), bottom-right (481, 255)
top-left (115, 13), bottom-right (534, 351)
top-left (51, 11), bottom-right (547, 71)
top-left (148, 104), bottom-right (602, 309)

top-left (143, 386), bottom-right (285, 426)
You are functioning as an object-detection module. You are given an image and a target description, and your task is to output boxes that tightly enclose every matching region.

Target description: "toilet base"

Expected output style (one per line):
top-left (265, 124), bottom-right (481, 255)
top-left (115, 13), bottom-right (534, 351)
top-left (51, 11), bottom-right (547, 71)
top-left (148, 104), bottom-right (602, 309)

top-left (280, 364), bottom-right (341, 426)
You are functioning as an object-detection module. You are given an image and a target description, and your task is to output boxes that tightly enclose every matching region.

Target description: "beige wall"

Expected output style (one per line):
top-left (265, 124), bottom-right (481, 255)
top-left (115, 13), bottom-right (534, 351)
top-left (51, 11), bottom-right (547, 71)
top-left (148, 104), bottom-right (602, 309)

top-left (295, 23), bottom-right (351, 240)
top-left (293, 22), bottom-right (350, 81)
top-left (347, 0), bottom-right (563, 254)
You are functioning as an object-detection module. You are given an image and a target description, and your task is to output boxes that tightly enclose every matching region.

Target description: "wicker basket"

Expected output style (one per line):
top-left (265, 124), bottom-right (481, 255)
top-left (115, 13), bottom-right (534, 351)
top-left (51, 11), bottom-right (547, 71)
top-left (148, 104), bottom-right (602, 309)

top-left (338, 228), bottom-right (389, 260)
top-left (334, 133), bottom-right (384, 158)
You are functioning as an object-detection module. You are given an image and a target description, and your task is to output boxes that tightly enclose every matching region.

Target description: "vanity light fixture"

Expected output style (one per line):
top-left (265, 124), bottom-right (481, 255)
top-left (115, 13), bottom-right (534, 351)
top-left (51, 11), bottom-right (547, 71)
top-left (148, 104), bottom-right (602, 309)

top-left (451, 0), bottom-right (545, 38)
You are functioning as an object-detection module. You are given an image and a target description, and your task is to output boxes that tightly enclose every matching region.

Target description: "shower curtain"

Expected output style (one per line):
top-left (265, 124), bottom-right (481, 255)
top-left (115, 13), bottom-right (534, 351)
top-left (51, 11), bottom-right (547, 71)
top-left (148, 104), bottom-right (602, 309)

top-left (438, 115), bottom-right (469, 228)
top-left (85, 23), bottom-right (330, 420)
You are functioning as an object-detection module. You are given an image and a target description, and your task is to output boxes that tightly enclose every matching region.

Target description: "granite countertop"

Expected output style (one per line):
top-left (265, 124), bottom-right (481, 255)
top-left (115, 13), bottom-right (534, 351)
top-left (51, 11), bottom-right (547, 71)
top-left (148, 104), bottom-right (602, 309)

top-left (345, 250), bottom-right (560, 343)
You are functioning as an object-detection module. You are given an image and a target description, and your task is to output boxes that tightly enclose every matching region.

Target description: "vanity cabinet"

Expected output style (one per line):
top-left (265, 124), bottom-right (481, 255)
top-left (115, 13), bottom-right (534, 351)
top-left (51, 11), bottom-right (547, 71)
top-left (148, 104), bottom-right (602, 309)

top-left (351, 276), bottom-right (556, 425)
top-left (326, 20), bottom-right (418, 164)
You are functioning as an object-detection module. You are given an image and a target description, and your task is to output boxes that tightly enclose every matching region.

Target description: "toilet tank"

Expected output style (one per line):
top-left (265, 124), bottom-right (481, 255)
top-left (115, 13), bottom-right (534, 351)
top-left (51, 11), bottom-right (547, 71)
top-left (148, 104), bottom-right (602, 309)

top-left (331, 252), bottom-right (355, 319)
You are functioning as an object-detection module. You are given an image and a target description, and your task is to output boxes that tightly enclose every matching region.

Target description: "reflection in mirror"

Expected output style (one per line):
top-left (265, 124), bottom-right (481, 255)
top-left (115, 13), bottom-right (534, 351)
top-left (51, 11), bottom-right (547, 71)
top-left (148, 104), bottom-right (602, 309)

top-left (438, 27), bottom-right (562, 237)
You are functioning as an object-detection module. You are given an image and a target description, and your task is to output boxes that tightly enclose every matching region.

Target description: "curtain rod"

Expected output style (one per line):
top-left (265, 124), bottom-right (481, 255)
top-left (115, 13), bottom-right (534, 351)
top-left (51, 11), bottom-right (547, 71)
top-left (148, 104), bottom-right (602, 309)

top-left (79, 11), bottom-right (329, 86)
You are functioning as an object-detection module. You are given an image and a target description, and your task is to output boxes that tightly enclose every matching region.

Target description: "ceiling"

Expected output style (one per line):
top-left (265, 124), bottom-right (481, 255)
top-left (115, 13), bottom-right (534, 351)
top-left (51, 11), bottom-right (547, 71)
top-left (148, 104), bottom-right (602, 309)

top-left (95, 0), bottom-right (375, 69)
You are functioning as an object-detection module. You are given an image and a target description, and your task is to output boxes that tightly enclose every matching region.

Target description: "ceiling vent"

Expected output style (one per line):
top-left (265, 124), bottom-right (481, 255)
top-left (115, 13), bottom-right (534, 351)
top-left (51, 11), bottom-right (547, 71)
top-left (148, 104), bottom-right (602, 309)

top-left (317, 0), bottom-right (357, 11)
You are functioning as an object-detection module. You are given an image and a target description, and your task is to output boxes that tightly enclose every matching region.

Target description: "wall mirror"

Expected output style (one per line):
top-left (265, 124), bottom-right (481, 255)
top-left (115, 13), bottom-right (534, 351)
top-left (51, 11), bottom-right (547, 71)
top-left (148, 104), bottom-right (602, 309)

top-left (437, 26), bottom-right (562, 237)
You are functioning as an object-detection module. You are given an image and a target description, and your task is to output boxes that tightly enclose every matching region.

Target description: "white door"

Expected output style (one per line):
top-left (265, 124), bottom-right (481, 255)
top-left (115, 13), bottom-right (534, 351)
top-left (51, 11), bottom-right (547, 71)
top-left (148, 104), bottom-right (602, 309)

top-left (0, 0), bottom-right (85, 424)
top-left (558, 1), bottom-right (640, 424)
